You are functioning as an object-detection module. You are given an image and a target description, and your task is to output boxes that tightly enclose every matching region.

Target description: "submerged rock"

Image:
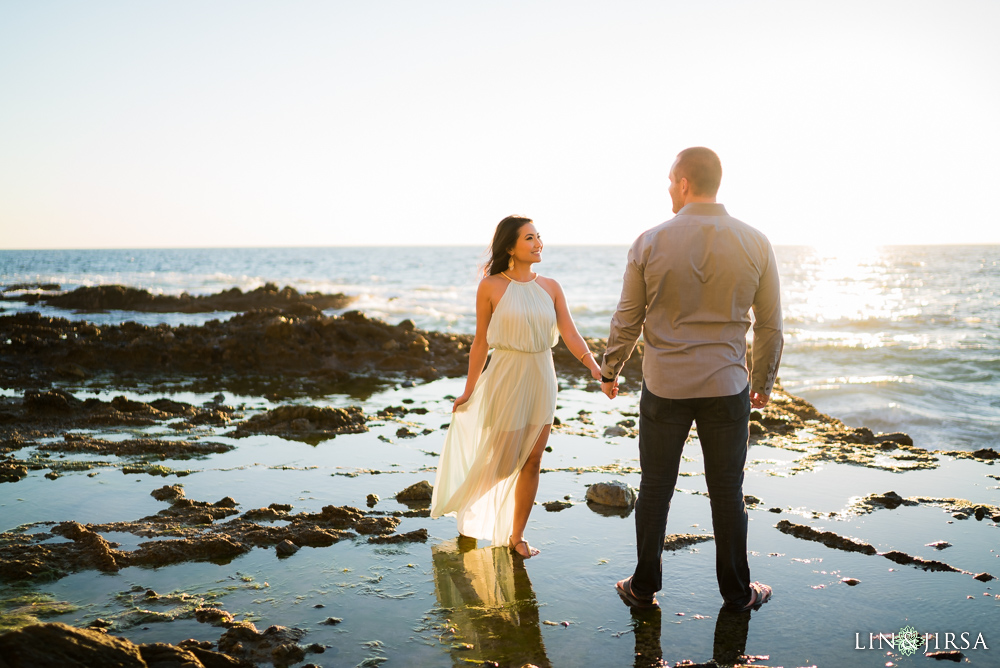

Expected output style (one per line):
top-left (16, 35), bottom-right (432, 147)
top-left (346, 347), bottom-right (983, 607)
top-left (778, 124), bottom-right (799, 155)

top-left (231, 405), bottom-right (367, 443)
top-left (585, 481), bottom-right (636, 508)
top-left (775, 520), bottom-right (878, 555)
top-left (367, 528), bottom-right (429, 544)
top-left (925, 651), bottom-right (963, 661)
top-left (663, 533), bottom-right (715, 551)
top-left (542, 500), bottom-right (573, 512)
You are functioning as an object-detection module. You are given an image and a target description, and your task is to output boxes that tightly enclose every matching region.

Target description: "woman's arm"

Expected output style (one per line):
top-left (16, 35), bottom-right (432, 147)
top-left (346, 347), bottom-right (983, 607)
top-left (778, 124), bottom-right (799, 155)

top-left (546, 278), bottom-right (602, 380)
top-left (453, 278), bottom-right (495, 411)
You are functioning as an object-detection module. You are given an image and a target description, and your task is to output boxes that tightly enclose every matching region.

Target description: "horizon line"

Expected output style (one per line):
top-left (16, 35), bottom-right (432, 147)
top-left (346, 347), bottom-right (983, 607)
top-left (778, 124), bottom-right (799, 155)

top-left (3, 242), bottom-right (1000, 252)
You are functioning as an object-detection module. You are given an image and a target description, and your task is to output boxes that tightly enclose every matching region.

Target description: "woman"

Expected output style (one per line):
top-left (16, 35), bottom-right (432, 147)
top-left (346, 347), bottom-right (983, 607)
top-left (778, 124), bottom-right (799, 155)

top-left (430, 215), bottom-right (602, 558)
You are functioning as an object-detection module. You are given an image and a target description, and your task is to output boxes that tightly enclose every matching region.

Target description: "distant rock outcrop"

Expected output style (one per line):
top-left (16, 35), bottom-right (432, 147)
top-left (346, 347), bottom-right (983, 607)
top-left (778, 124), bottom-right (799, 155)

top-left (7, 282), bottom-right (352, 314)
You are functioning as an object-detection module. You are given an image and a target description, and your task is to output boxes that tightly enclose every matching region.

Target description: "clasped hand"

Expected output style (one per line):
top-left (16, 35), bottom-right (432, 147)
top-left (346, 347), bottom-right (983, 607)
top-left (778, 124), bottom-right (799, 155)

top-left (600, 379), bottom-right (618, 400)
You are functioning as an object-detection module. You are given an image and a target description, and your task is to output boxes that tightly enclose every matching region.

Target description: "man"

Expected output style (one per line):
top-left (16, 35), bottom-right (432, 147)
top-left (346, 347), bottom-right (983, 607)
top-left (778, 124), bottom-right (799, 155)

top-left (601, 147), bottom-right (783, 612)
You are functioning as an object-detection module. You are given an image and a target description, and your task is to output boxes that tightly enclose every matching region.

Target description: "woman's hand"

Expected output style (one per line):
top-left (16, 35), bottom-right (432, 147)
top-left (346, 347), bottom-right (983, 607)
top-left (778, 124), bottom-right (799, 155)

top-left (452, 392), bottom-right (472, 412)
top-left (590, 366), bottom-right (602, 381)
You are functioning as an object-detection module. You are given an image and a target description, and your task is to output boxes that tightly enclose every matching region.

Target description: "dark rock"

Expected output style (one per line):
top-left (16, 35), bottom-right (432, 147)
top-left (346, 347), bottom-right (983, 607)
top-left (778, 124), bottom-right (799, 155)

top-left (585, 481), bottom-right (636, 508)
top-left (663, 533), bottom-right (714, 551)
top-left (275, 539), bottom-right (300, 556)
top-left (0, 622), bottom-right (146, 666)
top-left (320, 617), bottom-right (342, 625)
top-left (395, 480), bottom-right (433, 501)
top-left (25, 389), bottom-right (78, 413)
top-left (880, 550), bottom-right (961, 572)
top-left (366, 494), bottom-right (379, 507)
top-left (51, 521), bottom-right (123, 572)
top-left (0, 622), bottom-right (250, 668)
top-left (0, 460), bottom-right (29, 483)
top-left (775, 520), bottom-right (877, 555)
top-left (231, 405), bottom-right (367, 443)
top-left (925, 541), bottom-right (951, 550)
top-left (217, 623), bottom-right (306, 667)
top-left (151, 484), bottom-right (186, 501)
top-left (354, 516), bottom-right (400, 535)
top-left (542, 500), bottom-right (572, 511)
top-left (743, 495), bottom-right (763, 506)
top-left (27, 283), bottom-right (352, 314)
top-left (127, 536), bottom-right (249, 567)
top-left (926, 651), bottom-right (964, 661)
top-left (973, 572), bottom-right (995, 582)
top-left (874, 431), bottom-right (914, 446)
top-left (367, 528), bottom-right (429, 544)
top-left (862, 491), bottom-right (912, 511)
top-left (242, 506), bottom-right (289, 522)
top-left (194, 607), bottom-right (235, 626)
top-left (841, 578), bottom-right (860, 586)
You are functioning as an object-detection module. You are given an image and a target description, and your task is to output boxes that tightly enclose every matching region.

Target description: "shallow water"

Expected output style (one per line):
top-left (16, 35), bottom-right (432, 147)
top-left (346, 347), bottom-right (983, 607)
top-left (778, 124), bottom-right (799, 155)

top-left (2, 378), bottom-right (997, 666)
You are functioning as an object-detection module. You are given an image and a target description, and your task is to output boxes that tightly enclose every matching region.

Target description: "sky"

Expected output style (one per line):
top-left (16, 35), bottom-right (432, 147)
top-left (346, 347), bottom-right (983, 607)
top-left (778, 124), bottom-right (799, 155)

top-left (1, 0), bottom-right (999, 250)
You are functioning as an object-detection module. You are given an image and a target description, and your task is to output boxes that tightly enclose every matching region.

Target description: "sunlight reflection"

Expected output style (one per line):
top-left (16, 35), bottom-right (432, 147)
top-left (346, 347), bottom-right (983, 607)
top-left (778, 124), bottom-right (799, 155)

top-left (782, 246), bottom-right (912, 325)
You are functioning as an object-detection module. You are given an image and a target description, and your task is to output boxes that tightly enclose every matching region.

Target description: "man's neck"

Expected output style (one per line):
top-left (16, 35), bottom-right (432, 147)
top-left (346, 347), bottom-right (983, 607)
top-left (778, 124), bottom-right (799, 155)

top-left (685, 195), bottom-right (717, 205)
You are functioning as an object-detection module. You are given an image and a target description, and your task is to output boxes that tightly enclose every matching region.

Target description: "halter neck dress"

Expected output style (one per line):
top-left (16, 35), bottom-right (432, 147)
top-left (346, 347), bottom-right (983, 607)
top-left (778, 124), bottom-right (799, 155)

top-left (430, 275), bottom-right (559, 545)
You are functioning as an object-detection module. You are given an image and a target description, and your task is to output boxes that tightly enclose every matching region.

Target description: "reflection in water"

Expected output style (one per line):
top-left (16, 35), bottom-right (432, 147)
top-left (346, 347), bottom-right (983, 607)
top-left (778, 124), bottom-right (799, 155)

top-left (711, 607), bottom-right (751, 667)
top-left (431, 536), bottom-right (550, 668)
top-left (630, 605), bottom-right (751, 668)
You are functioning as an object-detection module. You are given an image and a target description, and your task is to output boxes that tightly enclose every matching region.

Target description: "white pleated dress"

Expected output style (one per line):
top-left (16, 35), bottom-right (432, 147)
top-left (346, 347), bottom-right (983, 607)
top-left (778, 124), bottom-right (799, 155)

top-left (430, 276), bottom-right (559, 545)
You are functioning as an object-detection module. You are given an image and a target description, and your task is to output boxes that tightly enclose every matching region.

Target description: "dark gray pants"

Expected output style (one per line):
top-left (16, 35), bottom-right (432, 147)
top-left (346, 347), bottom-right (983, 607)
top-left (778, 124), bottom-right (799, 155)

top-left (631, 382), bottom-right (752, 609)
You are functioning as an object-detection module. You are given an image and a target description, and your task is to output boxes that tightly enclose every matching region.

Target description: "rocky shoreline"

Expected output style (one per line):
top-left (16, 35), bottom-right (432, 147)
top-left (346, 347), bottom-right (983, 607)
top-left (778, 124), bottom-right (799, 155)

top-left (1, 298), bottom-right (998, 667)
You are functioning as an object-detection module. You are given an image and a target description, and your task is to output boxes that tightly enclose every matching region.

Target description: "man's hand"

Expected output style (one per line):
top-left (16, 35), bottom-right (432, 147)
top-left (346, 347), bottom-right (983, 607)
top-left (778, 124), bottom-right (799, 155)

top-left (601, 380), bottom-right (619, 399)
top-left (750, 391), bottom-right (769, 409)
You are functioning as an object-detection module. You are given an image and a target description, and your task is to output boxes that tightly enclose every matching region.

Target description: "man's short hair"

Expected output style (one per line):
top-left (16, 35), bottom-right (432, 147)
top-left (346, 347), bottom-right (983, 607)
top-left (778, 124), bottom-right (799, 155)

top-left (675, 147), bottom-right (722, 197)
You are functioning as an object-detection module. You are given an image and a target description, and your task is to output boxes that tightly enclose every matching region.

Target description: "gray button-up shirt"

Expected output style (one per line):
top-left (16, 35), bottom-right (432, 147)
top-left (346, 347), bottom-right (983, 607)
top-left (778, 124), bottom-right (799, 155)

top-left (601, 202), bottom-right (783, 399)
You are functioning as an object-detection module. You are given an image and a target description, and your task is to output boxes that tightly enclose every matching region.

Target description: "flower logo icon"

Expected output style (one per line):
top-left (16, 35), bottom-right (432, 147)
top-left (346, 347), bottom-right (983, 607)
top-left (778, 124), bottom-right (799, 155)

top-left (896, 626), bottom-right (924, 656)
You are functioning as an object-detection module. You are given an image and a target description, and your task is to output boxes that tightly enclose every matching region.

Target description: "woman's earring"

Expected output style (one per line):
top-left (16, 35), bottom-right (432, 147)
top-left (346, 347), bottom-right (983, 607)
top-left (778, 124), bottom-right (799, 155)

top-left (507, 254), bottom-right (515, 271)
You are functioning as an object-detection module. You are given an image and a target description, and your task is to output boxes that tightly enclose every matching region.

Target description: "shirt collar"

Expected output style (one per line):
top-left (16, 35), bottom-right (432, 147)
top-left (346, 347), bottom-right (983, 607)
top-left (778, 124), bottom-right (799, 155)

top-left (677, 202), bottom-right (728, 216)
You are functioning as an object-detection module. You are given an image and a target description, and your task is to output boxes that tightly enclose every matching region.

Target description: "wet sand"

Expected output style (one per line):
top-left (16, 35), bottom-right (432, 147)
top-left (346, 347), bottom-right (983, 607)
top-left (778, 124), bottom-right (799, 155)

top-left (1, 307), bottom-right (998, 667)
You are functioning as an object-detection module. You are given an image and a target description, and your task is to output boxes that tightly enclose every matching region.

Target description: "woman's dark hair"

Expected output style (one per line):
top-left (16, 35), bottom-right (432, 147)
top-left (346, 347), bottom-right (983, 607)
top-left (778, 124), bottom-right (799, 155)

top-left (484, 215), bottom-right (532, 276)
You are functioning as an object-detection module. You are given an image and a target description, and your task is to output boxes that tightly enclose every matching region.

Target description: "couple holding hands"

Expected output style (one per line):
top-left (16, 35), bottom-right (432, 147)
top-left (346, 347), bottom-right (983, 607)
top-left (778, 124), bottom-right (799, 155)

top-left (430, 147), bottom-right (784, 613)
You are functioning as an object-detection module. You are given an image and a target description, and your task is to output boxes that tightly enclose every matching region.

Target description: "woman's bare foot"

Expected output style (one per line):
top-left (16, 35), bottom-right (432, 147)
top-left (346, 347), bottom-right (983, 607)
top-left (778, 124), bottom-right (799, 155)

top-left (509, 536), bottom-right (540, 558)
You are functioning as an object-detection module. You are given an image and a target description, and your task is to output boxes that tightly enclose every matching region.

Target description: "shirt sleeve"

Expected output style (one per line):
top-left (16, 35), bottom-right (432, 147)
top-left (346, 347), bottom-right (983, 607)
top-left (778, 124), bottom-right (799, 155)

top-left (749, 241), bottom-right (783, 396)
top-left (601, 238), bottom-right (647, 379)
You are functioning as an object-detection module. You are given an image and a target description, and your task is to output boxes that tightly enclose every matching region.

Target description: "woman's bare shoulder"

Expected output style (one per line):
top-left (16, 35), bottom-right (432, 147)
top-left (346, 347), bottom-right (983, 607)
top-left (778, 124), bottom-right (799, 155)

top-left (477, 273), bottom-right (508, 298)
top-left (535, 275), bottom-right (563, 299)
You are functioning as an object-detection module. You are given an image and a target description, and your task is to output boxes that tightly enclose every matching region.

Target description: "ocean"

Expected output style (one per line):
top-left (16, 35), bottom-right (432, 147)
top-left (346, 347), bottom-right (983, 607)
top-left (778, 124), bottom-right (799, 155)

top-left (2, 244), bottom-right (999, 451)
